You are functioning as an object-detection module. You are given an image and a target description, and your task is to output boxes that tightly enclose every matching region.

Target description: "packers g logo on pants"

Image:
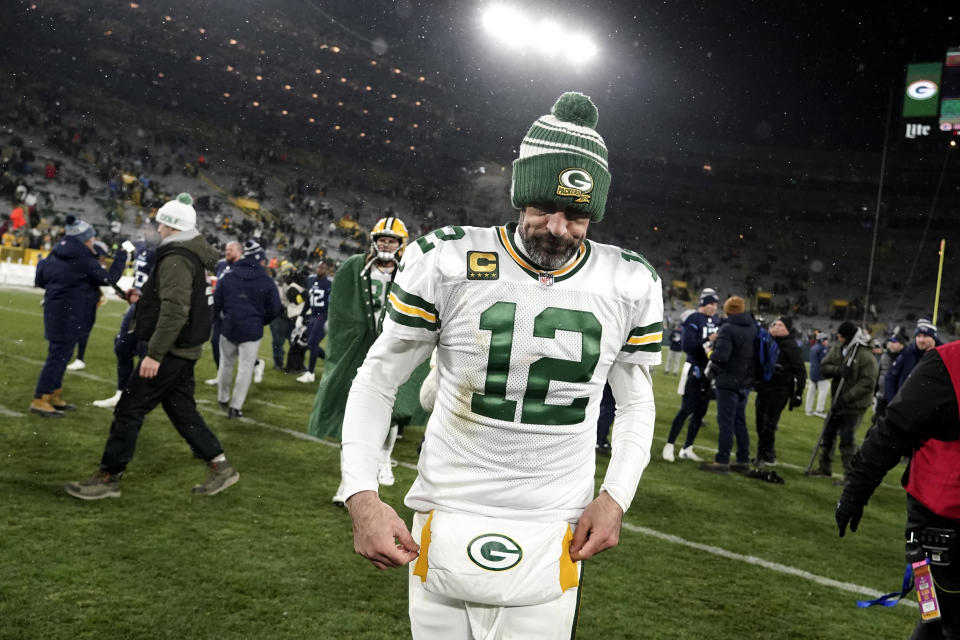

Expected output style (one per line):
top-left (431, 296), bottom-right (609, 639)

top-left (467, 534), bottom-right (523, 571)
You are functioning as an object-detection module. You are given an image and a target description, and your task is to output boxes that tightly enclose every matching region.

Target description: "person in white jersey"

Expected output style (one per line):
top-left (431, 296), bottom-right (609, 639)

top-left (339, 92), bottom-right (663, 639)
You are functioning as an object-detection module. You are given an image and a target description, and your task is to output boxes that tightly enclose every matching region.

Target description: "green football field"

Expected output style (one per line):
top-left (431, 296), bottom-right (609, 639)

top-left (0, 287), bottom-right (920, 639)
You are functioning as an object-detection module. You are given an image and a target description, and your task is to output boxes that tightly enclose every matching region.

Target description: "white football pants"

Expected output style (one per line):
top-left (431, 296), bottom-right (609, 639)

top-left (408, 512), bottom-right (581, 640)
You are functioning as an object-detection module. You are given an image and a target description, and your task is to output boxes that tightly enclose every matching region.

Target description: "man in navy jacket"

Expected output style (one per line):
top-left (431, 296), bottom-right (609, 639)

top-left (31, 215), bottom-right (126, 416)
top-left (214, 240), bottom-right (281, 418)
top-left (885, 317), bottom-right (941, 403)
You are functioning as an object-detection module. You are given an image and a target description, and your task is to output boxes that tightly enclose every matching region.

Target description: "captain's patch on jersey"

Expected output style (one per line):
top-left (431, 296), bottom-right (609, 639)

top-left (467, 251), bottom-right (499, 280)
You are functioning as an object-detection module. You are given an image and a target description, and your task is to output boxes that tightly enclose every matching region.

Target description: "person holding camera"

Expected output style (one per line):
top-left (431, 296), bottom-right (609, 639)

top-left (753, 316), bottom-right (806, 467)
top-left (836, 339), bottom-right (960, 639)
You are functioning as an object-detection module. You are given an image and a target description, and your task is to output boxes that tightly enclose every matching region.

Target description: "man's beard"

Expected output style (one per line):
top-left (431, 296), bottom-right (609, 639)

top-left (518, 228), bottom-right (581, 270)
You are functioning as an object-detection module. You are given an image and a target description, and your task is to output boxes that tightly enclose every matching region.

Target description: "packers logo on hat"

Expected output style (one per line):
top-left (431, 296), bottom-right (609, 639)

top-left (556, 168), bottom-right (593, 203)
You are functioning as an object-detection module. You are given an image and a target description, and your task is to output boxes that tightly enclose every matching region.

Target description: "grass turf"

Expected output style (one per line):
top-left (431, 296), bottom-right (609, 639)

top-left (0, 287), bottom-right (919, 639)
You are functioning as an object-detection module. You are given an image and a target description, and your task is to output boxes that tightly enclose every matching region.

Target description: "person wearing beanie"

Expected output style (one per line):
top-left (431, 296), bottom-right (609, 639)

top-left (752, 316), bottom-right (806, 467)
top-left (867, 326), bottom-right (908, 430)
top-left (337, 92), bottom-right (664, 636)
top-left (885, 317), bottom-right (943, 403)
top-left (295, 259), bottom-right (334, 384)
top-left (663, 286), bottom-right (720, 462)
top-left (700, 296), bottom-right (758, 473)
top-left (66, 193), bottom-right (241, 499)
top-left (30, 215), bottom-right (128, 417)
top-left (214, 239), bottom-right (281, 418)
top-left (203, 240), bottom-right (243, 385)
top-left (808, 322), bottom-right (879, 485)
top-left (805, 332), bottom-right (831, 417)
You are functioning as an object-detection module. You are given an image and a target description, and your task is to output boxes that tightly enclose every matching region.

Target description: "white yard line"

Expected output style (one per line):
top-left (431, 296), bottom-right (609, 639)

top-left (0, 405), bottom-right (26, 417)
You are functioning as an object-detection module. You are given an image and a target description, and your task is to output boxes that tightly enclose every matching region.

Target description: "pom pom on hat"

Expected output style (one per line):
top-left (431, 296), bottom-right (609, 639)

top-left (65, 214), bottom-right (96, 243)
top-left (552, 92), bottom-right (599, 128)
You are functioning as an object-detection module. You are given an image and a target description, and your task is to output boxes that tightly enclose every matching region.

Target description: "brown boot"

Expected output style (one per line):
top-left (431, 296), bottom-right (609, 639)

top-left (49, 389), bottom-right (77, 411)
top-left (30, 394), bottom-right (65, 418)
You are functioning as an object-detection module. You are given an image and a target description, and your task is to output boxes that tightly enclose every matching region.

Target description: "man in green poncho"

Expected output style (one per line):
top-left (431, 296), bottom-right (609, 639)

top-left (307, 216), bottom-right (429, 502)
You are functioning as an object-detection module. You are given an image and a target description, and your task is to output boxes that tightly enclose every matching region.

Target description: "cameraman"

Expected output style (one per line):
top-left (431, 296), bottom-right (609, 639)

top-left (836, 340), bottom-right (960, 639)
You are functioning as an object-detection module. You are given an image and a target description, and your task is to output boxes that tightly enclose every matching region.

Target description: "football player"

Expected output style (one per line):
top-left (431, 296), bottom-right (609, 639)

top-left (339, 92), bottom-right (662, 638)
top-left (92, 234), bottom-right (157, 409)
top-left (308, 217), bottom-right (431, 492)
top-left (296, 259), bottom-right (335, 384)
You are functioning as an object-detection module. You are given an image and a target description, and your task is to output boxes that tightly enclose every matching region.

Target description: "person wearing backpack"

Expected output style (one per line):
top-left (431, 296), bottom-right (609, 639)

top-left (700, 296), bottom-right (758, 473)
top-left (754, 317), bottom-right (806, 466)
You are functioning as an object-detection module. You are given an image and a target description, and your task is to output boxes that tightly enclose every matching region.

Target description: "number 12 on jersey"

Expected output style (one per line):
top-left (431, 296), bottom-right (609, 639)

top-left (470, 301), bottom-right (602, 426)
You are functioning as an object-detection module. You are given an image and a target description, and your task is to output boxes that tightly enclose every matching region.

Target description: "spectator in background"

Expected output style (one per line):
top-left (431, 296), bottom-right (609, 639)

top-left (808, 322), bottom-right (878, 486)
top-left (65, 193), bottom-right (239, 499)
top-left (753, 316), bottom-right (806, 466)
top-left (93, 236), bottom-right (157, 409)
top-left (664, 323), bottom-right (684, 375)
top-left (296, 259), bottom-right (334, 384)
top-left (805, 333), bottom-right (830, 418)
top-left (700, 296), bottom-right (758, 473)
top-left (885, 317), bottom-right (942, 403)
top-left (214, 240), bottom-right (281, 419)
top-left (870, 326), bottom-right (908, 431)
top-left (31, 216), bottom-right (127, 417)
top-left (65, 242), bottom-right (110, 371)
top-left (204, 240), bottom-right (242, 385)
top-left (663, 288), bottom-right (719, 463)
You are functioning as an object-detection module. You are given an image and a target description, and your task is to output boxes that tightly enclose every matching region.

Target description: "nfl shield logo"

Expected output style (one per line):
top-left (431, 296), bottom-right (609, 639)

top-left (538, 272), bottom-right (554, 286)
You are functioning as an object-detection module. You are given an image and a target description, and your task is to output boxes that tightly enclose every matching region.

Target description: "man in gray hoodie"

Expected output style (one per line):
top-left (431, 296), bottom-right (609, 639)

top-left (66, 194), bottom-right (239, 500)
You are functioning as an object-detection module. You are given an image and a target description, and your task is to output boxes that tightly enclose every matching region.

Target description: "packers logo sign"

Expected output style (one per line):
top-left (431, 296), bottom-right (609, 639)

top-left (467, 251), bottom-right (499, 280)
top-left (556, 168), bottom-right (593, 204)
top-left (467, 534), bottom-right (523, 571)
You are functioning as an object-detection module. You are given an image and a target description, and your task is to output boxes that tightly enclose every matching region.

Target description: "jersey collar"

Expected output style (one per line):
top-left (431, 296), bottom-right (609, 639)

top-left (497, 222), bottom-right (591, 283)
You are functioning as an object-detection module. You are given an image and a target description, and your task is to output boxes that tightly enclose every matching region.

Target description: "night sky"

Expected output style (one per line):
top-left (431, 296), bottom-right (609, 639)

top-left (319, 0), bottom-right (958, 153)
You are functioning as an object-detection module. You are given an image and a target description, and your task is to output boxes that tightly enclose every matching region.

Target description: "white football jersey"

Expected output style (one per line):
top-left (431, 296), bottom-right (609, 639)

top-left (383, 223), bottom-right (663, 522)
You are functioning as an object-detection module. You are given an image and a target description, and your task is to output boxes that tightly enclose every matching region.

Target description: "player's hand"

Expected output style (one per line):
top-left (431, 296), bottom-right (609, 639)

top-left (346, 490), bottom-right (419, 570)
top-left (835, 499), bottom-right (864, 537)
top-left (569, 491), bottom-right (623, 561)
top-left (138, 356), bottom-right (161, 379)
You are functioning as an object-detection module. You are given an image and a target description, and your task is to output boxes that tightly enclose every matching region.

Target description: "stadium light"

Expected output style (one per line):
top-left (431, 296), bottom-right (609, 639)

top-left (480, 5), bottom-right (598, 63)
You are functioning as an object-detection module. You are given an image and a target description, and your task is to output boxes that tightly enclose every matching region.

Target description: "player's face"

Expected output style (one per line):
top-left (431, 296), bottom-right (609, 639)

top-left (915, 333), bottom-right (936, 351)
top-left (701, 302), bottom-right (718, 316)
top-left (376, 236), bottom-right (400, 254)
top-left (519, 204), bottom-right (590, 270)
top-left (225, 243), bottom-right (242, 262)
top-left (317, 263), bottom-right (329, 277)
top-left (769, 319), bottom-right (788, 337)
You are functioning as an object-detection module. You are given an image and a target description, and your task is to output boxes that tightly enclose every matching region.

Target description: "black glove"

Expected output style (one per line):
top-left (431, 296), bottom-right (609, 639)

top-left (840, 364), bottom-right (854, 380)
top-left (788, 393), bottom-right (803, 410)
top-left (835, 499), bottom-right (863, 537)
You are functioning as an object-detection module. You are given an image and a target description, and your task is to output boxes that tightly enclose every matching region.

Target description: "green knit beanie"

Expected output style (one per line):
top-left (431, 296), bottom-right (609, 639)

top-left (510, 91), bottom-right (610, 222)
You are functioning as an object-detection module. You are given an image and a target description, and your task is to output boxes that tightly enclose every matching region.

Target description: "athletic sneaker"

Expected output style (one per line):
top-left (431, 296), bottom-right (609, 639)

top-left (65, 470), bottom-right (122, 500)
top-left (204, 378), bottom-right (218, 386)
top-left (595, 441), bottom-right (612, 457)
top-left (253, 359), bottom-right (265, 383)
top-left (66, 359), bottom-right (86, 371)
top-left (378, 460), bottom-right (395, 487)
top-left (92, 391), bottom-right (122, 409)
top-left (228, 408), bottom-right (243, 419)
top-left (191, 459), bottom-right (239, 495)
top-left (296, 371), bottom-right (315, 383)
top-left (678, 446), bottom-right (703, 462)
top-left (813, 411), bottom-right (828, 418)
top-left (661, 443), bottom-right (675, 462)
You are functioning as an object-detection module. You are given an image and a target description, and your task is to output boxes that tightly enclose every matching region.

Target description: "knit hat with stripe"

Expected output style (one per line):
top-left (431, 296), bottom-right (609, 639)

top-left (510, 92), bottom-right (610, 222)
